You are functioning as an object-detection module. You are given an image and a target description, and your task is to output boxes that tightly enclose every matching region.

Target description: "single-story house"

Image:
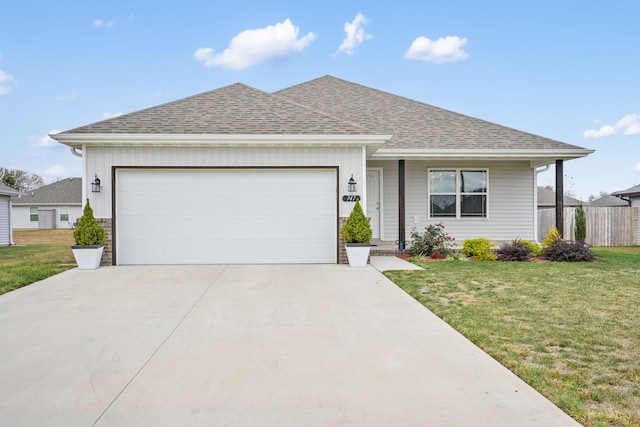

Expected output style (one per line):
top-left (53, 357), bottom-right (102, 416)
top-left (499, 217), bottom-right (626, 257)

top-left (51, 76), bottom-right (593, 265)
top-left (611, 184), bottom-right (640, 207)
top-left (0, 183), bottom-right (20, 246)
top-left (611, 184), bottom-right (640, 244)
top-left (537, 186), bottom-right (582, 209)
top-left (11, 178), bottom-right (82, 229)
top-left (586, 194), bottom-right (629, 207)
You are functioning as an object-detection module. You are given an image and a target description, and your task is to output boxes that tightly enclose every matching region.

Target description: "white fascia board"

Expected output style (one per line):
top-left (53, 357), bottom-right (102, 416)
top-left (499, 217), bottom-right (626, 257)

top-left (0, 189), bottom-right (22, 196)
top-left (372, 148), bottom-right (595, 163)
top-left (51, 133), bottom-right (392, 148)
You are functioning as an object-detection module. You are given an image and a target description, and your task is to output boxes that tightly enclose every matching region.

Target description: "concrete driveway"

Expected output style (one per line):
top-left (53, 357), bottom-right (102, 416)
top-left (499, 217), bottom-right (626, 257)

top-left (0, 265), bottom-right (580, 426)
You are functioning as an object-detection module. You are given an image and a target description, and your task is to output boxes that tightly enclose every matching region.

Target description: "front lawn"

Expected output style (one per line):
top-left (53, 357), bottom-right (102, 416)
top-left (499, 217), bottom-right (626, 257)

top-left (0, 230), bottom-right (75, 295)
top-left (385, 247), bottom-right (640, 427)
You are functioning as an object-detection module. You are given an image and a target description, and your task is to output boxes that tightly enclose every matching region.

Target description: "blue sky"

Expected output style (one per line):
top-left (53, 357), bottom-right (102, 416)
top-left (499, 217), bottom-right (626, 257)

top-left (1, 1), bottom-right (638, 200)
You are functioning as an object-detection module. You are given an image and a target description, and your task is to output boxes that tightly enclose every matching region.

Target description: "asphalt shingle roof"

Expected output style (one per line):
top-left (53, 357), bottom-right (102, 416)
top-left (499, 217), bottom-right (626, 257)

top-left (275, 76), bottom-right (586, 150)
top-left (537, 187), bottom-right (582, 207)
top-left (59, 75), bottom-right (589, 152)
top-left (586, 194), bottom-right (629, 207)
top-left (12, 178), bottom-right (81, 205)
top-left (0, 183), bottom-right (20, 196)
top-left (612, 184), bottom-right (640, 198)
top-left (62, 83), bottom-right (367, 135)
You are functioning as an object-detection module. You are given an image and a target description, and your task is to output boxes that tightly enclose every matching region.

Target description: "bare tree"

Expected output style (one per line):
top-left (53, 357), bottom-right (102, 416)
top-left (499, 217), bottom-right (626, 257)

top-left (0, 168), bottom-right (45, 191)
top-left (587, 191), bottom-right (609, 202)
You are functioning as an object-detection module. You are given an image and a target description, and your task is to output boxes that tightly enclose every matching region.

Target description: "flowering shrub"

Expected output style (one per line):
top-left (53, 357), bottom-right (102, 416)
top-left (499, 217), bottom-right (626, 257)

top-left (408, 223), bottom-right (454, 258)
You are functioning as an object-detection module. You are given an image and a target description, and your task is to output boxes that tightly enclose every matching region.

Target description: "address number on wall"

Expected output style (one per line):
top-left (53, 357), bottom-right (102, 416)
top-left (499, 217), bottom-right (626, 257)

top-left (342, 195), bottom-right (361, 202)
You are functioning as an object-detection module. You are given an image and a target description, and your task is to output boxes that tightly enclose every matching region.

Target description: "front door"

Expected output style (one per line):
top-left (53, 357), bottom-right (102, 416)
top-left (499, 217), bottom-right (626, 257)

top-left (366, 169), bottom-right (381, 239)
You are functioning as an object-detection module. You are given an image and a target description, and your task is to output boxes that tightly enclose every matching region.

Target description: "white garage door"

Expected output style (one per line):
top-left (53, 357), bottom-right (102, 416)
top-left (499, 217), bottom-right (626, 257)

top-left (115, 168), bottom-right (337, 265)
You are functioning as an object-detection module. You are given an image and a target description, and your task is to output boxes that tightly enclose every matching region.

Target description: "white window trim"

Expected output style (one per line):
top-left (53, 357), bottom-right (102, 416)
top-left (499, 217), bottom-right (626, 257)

top-left (29, 206), bottom-right (39, 222)
top-left (428, 168), bottom-right (489, 219)
top-left (59, 206), bottom-right (69, 222)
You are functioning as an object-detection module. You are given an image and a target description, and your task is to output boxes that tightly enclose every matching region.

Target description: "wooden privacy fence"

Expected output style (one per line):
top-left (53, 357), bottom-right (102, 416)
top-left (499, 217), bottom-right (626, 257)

top-left (538, 206), bottom-right (639, 246)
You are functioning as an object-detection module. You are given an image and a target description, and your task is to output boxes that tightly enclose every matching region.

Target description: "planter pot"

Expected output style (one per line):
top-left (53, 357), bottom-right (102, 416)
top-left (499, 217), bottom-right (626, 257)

top-left (71, 245), bottom-right (104, 270)
top-left (345, 243), bottom-right (371, 268)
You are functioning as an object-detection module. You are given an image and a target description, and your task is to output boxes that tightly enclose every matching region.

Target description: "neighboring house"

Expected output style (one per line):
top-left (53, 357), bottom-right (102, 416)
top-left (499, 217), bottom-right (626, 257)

top-left (586, 194), bottom-right (629, 207)
top-left (611, 184), bottom-right (640, 245)
top-left (11, 178), bottom-right (82, 229)
top-left (0, 183), bottom-right (20, 246)
top-left (537, 186), bottom-right (582, 209)
top-left (51, 76), bottom-right (593, 265)
top-left (611, 184), bottom-right (640, 207)
top-left (536, 186), bottom-right (584, 241)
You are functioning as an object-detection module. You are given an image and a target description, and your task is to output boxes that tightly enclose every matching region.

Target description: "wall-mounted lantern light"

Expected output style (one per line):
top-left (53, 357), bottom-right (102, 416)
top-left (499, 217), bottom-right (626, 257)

top-left (91, 174), bottom-right (101, 193)
top-left (347, 174), bottom-right (357, 193)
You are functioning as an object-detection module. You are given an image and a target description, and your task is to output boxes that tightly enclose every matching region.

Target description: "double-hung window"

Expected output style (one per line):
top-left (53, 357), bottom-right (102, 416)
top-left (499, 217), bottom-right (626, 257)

top-left (59, 206), bottom-right (69, 222)
top-left (30, 206), bottom-right (39, 222)
top-left (429, 169), bottom-right (488, 218)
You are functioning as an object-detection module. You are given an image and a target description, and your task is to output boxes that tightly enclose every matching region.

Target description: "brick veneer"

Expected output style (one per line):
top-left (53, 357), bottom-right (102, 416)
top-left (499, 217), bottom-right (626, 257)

top-left (95, 218), bottom-right (112, 266)
top-left (338, 217), bottom-right (348, 264)
top-left (95, 217), bottom-right (356, 266)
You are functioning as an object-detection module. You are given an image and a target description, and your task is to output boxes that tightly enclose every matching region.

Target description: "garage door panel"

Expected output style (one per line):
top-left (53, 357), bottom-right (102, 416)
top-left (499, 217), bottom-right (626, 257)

top-left (116, 169), bottom-right (337, 264)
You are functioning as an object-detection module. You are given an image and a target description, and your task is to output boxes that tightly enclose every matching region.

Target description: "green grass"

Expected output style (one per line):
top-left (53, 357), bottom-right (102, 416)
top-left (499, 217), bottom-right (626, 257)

top-left (0, 244), bottom-right (76, 295)
top-left (386, 247), bottom-right (640, 427)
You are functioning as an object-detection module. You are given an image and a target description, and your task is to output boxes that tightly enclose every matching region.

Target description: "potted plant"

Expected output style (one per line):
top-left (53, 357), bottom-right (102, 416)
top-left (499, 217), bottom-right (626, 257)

top-left (341, 200), bottom-right (372, 267)
top-left (71, 199), bottom-right (106, 270)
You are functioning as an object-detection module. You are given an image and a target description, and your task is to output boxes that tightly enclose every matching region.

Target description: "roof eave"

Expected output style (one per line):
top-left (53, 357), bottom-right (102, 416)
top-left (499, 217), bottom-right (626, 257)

top-left (371, 148), bottom-right (595, 166)
top-left (51, 133), bottom-right (392, 148)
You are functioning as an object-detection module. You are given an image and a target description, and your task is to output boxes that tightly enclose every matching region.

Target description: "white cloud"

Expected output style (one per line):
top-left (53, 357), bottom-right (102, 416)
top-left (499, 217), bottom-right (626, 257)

top-left (584, 113), bottom-right (640, 138)
top-left (405, 35), bottom-right (469, 63)
top-left (625, 123), bottom-right (640, 136)
top-left (31, 130), bottom-right (62, 148)
top-left (336, 12), bottom-right (373, 56)
top-left (102, 112), bottom-right (124, 119)
top-left (583, 125), bottom-right (616, 139)
top-left (0, 69), bottom-right (16, 95)
top-left (93, 19), bottom-right (114, 28)
top-left (634, 162), bottom-right (640, 172)
top-left (194, 19), bottom-right (317, 70)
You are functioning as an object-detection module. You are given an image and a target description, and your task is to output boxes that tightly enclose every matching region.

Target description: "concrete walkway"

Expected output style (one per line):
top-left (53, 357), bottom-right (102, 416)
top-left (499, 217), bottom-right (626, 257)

top-left (0, 265), bottom-right (580, 426)
top-left (369, 255), bottom-right (423, 272)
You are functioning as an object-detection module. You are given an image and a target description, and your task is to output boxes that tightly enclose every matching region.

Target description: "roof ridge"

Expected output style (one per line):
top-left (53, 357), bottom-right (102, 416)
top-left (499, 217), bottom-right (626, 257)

top-left (272, 90), bottom-right (370, 133)
top-left (276, 75), bottom-right (589, 151)
top-left (60, 83), bottom-right (257, 134)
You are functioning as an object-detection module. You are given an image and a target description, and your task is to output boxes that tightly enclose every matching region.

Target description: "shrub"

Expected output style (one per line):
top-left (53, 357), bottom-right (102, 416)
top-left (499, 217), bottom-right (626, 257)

top-left (408, 223), bottom-right (454, 258)
top-left (542, 227), bottom-right (562, 250)
top-left (520, 239), bottom-right (542, 257)
top-left (496, 239), bottom-right (533, 261)
top-left (341, 201), bottom-right (372, 244)
top-left (73, 199), bottom-right (106, 246)
top-left (575, 204), bottom-right (587, 242)
top-left (462, 237), bottom-right (496, 261)
top-left (542, 240), bottom-right (597, 262)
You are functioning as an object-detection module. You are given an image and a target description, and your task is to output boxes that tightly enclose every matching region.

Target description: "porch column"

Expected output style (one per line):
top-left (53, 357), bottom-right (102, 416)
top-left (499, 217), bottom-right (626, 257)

top-left (555, 159), bottom-right (564, 238)
top-left (399, 159), bottom-right (405, 248)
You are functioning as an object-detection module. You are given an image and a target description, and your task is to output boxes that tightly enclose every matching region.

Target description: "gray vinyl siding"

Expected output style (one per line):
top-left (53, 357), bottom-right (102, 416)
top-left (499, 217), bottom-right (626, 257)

top-left (368, 160), bottom-right (398, 241)
top-left (0, 197), bottom-right (10, 246)
top-left (401, 160), bottom-right (535, 243)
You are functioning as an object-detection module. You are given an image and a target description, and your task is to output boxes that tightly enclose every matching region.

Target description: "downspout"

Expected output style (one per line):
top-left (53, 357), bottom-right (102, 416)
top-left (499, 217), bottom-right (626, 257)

top-left (613, 195), bottom-right (632, 206)
top-left (70, 147), bottom-right (82, 157)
